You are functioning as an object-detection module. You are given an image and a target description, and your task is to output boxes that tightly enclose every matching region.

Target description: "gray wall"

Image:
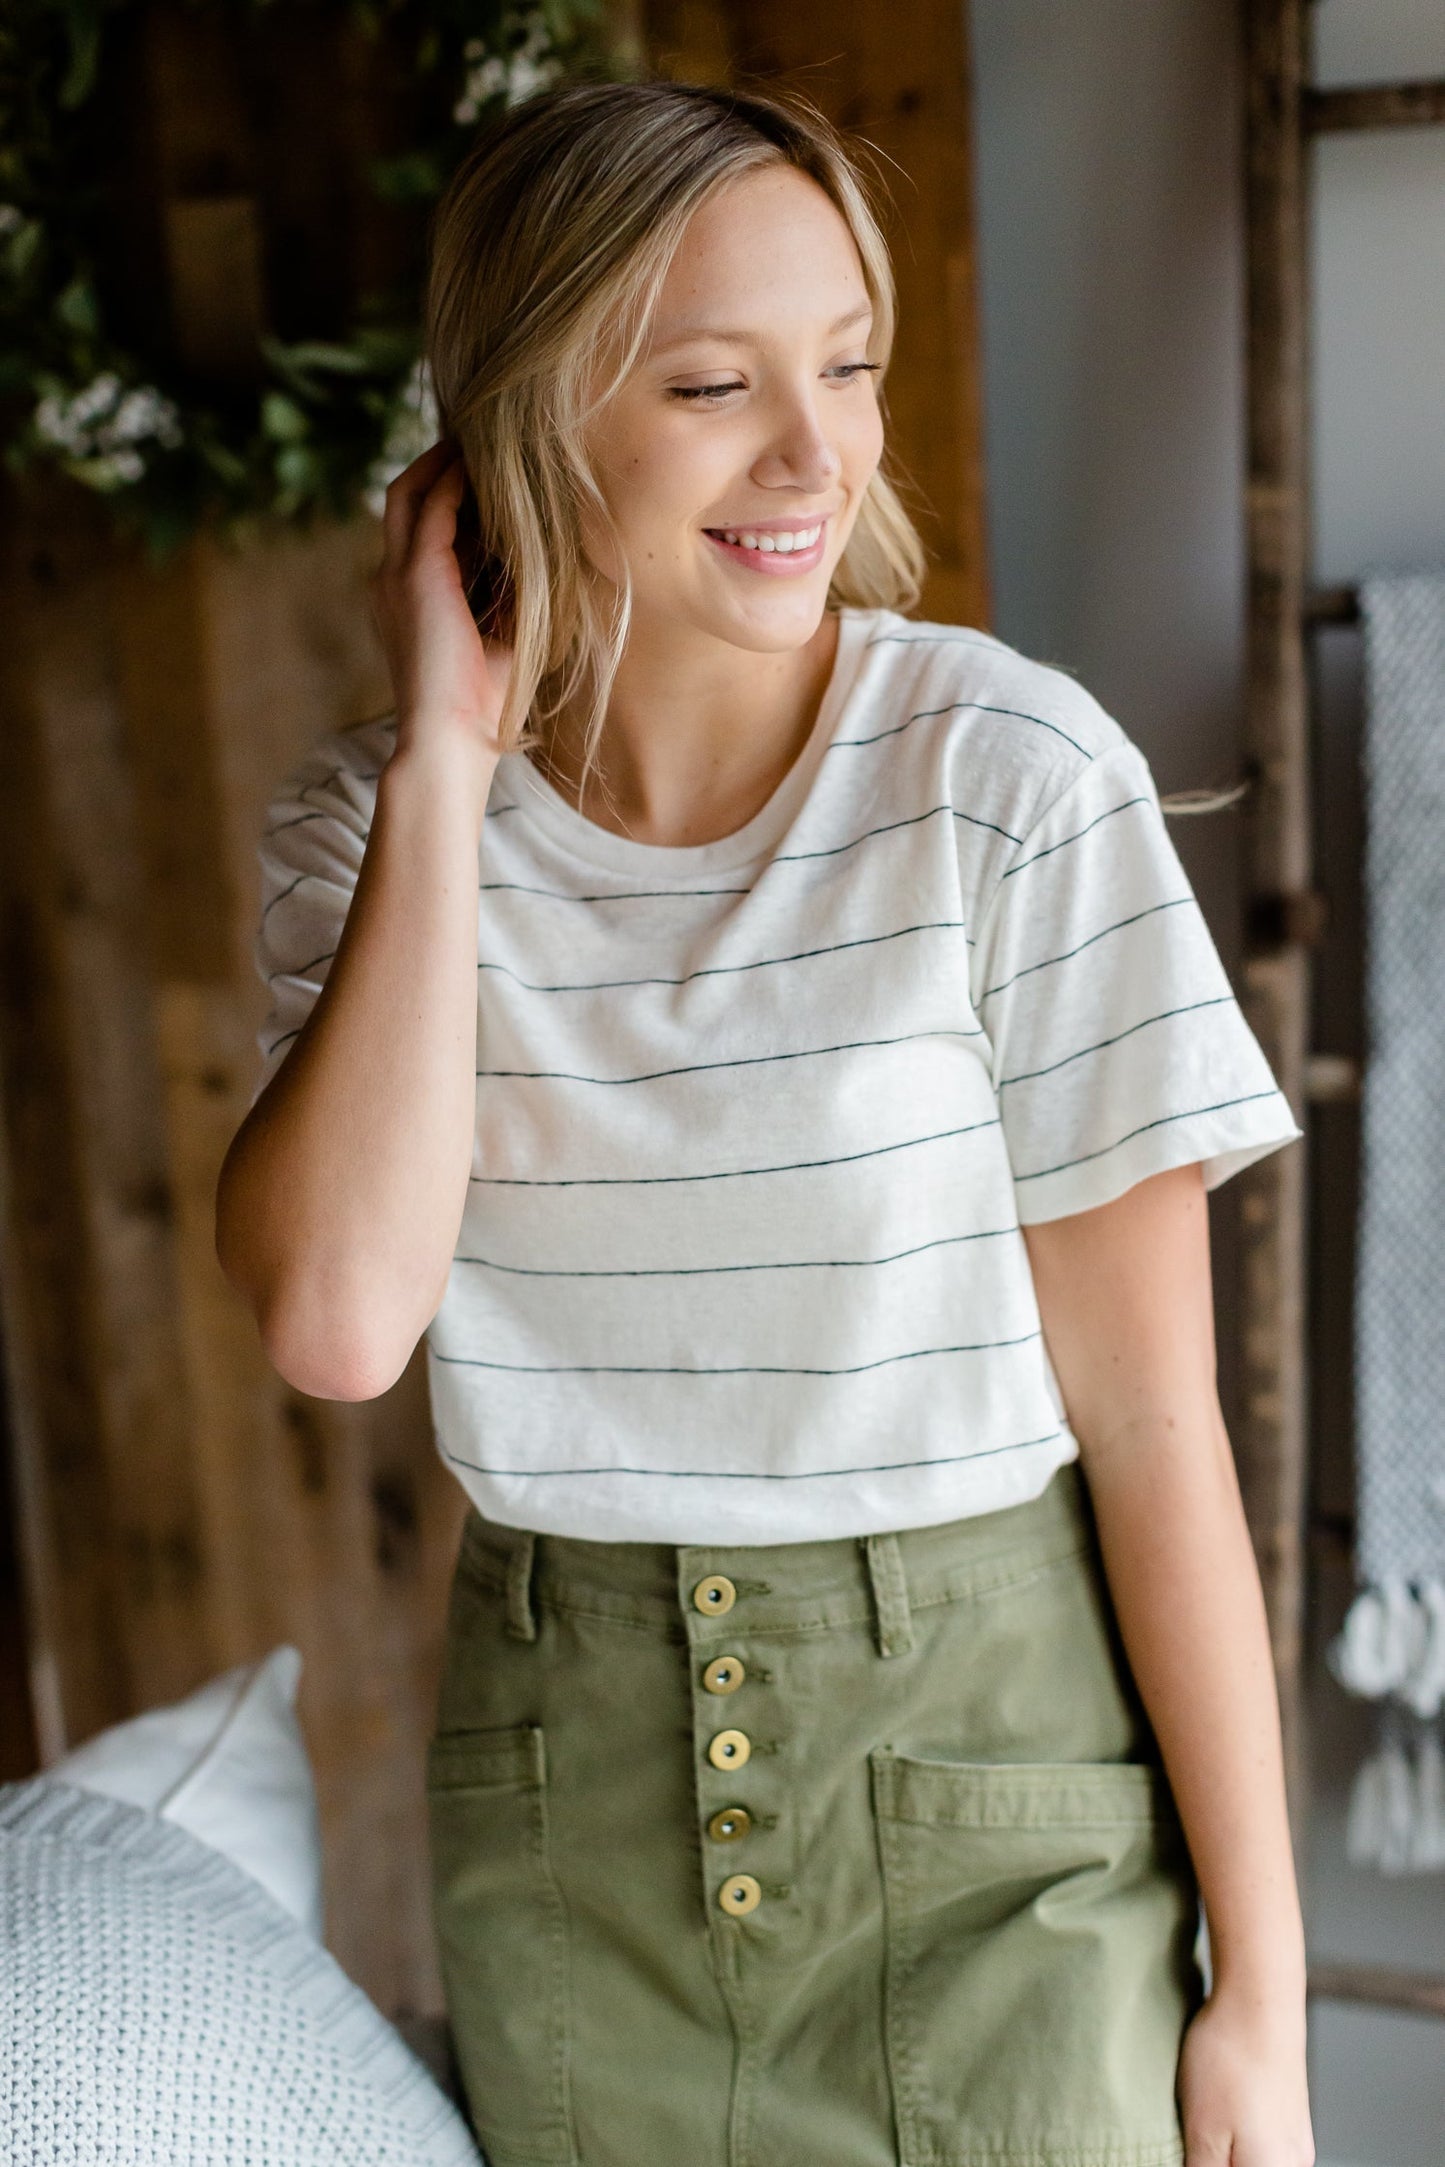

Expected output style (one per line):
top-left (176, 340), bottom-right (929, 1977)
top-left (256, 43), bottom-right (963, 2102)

top-left (967, 3), bottom-right (1445, 2162)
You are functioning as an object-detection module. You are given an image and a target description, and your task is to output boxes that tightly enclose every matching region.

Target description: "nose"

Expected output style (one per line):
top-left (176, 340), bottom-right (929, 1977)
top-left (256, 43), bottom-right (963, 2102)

top-left (750, 383), bottom-right (843, 496)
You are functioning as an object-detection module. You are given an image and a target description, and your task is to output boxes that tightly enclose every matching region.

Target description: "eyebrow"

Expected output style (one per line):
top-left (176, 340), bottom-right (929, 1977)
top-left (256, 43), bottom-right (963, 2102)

top-left (648, 298), bottom-right (874, 355)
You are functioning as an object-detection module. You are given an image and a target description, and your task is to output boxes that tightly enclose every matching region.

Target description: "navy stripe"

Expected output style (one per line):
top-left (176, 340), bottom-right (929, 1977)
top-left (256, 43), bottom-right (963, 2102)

top-left (467, 1114), bottom-right (1000, 1188)
top-left (259, 871), bottom-right (314, 923)
top-left (832, 699), bottom-right (1092, 761)
top-left (438, 1426), bottom-right (1068, 1482)
top-left (863, 630), bottom-right (1010, 656)
top-left (476, 801), bottom-right (1019, 901)
top-left (998, 996), bottom-right (1234, 1090)
top-left (261, 763), bottom-right (381, 854)
top-left (999, 795), bottom-right (1151, 881)
top-left (978, 897), bottom-right (1193, 1002)
top-left (479, 877), bottom-right (754, 902)
top-left (266, 951), bottom-right (335, 984)
top-left (1014, 1090), bottom-right (1289, 1184)
top-left (476, 919), bottom-right (968, 995)
top-left (773, 802), bottom-right (1018, 859)
top-left (452, 1223), bottom-right (1022, 1279)
top-left (429, 1327), bottom-right (1041, 1378)
top-left (475, 1026), bottom-right (983, 1088)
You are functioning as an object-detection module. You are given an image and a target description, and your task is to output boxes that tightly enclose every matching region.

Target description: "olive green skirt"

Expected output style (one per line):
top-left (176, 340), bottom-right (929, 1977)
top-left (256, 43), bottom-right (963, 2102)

top-left (426, 1459), bottom-right (1205, 2167)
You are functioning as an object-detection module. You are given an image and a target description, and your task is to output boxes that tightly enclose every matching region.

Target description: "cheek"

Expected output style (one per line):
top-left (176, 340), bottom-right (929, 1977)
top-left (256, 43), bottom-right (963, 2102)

top-left (849, 400), bottom-right (886, 479)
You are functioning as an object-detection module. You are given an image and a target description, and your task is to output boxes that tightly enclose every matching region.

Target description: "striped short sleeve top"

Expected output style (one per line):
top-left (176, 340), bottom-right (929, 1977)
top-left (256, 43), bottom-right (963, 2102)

top-left (250, 604), bottom-right (1302, 1544)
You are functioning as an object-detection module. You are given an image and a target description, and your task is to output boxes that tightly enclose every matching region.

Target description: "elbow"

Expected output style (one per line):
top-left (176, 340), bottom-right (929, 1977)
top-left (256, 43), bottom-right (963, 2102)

top-left (214, 1143), bottom-right (433, 1400)
top-left (258, 1298), bottom-right (417, 1402)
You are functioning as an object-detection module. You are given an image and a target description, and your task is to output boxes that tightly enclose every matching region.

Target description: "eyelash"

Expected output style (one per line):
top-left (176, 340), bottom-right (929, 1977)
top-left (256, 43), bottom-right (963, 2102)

top-left (668, 362), bottom-right (882, 403)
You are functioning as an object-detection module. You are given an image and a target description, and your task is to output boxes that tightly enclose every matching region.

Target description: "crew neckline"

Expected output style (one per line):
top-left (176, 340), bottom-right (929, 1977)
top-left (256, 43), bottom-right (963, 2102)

top-left (493, 605), bottom-right (878, 877)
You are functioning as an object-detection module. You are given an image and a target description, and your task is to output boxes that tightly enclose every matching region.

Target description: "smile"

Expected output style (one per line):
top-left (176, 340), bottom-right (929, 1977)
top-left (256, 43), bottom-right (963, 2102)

top-left (703, 521), bottom-right (828, 574)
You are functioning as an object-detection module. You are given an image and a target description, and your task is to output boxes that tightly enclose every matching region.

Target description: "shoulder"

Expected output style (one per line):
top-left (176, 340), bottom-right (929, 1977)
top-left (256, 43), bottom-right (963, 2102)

top-left (261, 711), bottom-right (398, 841)
top-left (848, 607), bottom-right (1141, 834)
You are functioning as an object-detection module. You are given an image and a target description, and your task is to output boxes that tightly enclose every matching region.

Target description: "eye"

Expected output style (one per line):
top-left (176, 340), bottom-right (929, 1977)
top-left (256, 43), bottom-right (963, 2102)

top-left (667, 361), bottom-right (881, 404)
top-left (668, 381), bottom-right (746, 403)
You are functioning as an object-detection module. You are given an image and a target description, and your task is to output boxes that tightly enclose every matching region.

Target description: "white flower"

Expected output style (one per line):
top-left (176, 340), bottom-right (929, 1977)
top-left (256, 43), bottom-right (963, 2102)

top-left (0, 204), bottom-right (23, 237)
top-left (31, 372), bottom-right (184, 483)
top-left (111, 386), bottom-right (184, 449)
top-left (453, 10), bottom-right (560, 124)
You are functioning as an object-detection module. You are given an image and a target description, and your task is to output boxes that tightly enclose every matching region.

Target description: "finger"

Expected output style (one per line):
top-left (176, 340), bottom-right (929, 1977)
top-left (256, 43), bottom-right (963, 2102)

top-left (379, 439), bottom-right (461, 563)
top-left (407, 457), bottom-right (467, 567)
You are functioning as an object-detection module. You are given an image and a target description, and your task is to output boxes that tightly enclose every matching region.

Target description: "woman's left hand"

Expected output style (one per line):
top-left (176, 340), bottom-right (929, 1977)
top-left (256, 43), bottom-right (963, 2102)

top-left (1176, 1986), bottom-right (1316, 2167)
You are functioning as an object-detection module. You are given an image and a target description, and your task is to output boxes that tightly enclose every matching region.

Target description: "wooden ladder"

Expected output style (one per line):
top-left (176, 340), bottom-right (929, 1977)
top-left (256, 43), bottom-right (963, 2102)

top-left (1242, 0), bottom-right (1445, 2024)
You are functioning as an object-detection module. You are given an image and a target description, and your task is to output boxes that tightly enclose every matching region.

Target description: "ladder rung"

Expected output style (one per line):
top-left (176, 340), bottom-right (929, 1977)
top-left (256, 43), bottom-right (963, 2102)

top-left (1304, 1053), bottom-right (1361, 1103)
top-left (1308, 1960), bottom-right (1445, 2019)
top-left (1305, 583), bottom-right (1360, 626)
top-left (1307, 1508), bottom-right (1355, 1553)
top-left (1305, 81), bottom-right (1445, 134)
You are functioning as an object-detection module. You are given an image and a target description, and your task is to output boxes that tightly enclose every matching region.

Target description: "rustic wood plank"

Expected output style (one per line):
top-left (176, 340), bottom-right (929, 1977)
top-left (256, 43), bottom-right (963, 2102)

top-left (190, 514), bottom-right (466, 2010)
top-left (1305, 80), bottom-right (1445, 134)
top-left (1240, 0), bottom-right (1313, 1857)
top-left (0, 482), bottom-right (216, 1732)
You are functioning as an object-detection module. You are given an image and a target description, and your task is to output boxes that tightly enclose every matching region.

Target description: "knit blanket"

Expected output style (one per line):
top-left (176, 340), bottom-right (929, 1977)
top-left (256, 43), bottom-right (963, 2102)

top-left (1327, 568), bottom-right (1445, 1870)
top-left (0, 1780), bottom-right (483, 2166)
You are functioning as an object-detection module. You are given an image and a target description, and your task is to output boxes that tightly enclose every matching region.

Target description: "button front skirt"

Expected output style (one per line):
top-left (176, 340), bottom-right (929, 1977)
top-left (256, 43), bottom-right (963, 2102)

top-left (426, 1461), bottom-right (1204, 2167)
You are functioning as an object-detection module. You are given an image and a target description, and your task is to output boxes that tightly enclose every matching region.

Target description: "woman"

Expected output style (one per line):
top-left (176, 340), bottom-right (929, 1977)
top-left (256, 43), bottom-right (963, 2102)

top-left (216, 78), bottom-right (1315, 2167)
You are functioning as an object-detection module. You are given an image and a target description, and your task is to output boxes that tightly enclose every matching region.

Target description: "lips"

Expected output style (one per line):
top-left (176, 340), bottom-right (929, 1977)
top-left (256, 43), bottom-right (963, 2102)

top-left (703, 518), bottom-right (828, 574)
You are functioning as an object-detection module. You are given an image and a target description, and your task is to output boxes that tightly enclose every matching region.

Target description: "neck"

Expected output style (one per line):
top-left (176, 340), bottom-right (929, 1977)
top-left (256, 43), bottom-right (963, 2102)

top-left (534, 609), bottom-right (842, 848)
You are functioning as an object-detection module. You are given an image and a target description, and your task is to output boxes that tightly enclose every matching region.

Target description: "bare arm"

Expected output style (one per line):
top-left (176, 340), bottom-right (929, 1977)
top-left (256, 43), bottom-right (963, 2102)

top-left (215, 440), bottom-right (512, 1400)
top-left (1021, 1163), bottom-right (1315, 2167)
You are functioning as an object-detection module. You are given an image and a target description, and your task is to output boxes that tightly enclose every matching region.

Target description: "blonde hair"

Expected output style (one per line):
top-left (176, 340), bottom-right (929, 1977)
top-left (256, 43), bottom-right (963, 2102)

top-left (424, 76), bottom-right (927, 784)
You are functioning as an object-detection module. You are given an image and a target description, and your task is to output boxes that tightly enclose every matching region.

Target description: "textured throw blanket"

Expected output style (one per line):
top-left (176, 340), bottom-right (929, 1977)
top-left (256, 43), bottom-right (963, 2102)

top-left (0, 1781), bottom-right (483, 2166)
top-left (1327, 568), bottom-right (1445, 1870)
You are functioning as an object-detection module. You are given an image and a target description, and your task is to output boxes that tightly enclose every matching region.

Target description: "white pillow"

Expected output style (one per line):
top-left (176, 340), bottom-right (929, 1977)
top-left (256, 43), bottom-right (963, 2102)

top-left (0, 1781), bottom-right (481, 2167)
top-left (51, 1645), bottom-right (324, 1937)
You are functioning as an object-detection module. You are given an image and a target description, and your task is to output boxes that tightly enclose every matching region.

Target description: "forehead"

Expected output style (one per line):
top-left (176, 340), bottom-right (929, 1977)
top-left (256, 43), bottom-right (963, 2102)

top-left (647, 165), bottom-right (871, 350)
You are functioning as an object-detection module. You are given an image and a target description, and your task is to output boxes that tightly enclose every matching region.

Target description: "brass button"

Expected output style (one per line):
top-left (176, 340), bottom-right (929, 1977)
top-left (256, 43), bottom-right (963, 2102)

top-left (718, 1873), bottom-right (762, 1917)
top-left (693, 1574), bottom-right (737, 1616)
top-left (702, 1655), bottom-right (746, 1696)
top-left (707, 1806), bottom-right (752, 1843)
top-left (707, 1728), bottom-right (751, 1771)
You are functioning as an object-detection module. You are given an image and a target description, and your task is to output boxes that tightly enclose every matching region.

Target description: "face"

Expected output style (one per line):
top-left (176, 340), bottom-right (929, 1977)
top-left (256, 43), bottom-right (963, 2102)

top-left (578, 162), bottom-right (887, 655)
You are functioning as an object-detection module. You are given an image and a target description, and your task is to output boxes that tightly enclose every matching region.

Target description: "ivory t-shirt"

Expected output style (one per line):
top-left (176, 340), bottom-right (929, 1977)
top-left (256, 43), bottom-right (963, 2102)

top-left (250, 605), bottom-right (1302, 1544)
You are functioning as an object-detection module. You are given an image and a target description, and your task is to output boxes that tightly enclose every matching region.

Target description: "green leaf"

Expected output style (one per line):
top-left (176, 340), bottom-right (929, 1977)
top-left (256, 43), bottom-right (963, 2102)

top-left (366, 150), bottom-right (447, 204)
top-left (261, 391), bottom-right (310, 442)
top-left (4, 219), bottom-right (43, 283)
top-left (54, 275), bottom-right (99, 335)
top-left (57, 1), bottom-right (104, 109)
top-left (198, 439), bottom-right (251, 485)
top-left (275, 441), bottom-right (317, 491)
top-left (264, 337), bottom-right (375, 377)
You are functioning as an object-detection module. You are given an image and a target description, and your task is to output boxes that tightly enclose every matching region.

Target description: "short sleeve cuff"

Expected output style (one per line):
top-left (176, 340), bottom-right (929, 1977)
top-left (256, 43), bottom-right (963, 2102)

top-left (1013, 1087), bottom-right (1304, 1223)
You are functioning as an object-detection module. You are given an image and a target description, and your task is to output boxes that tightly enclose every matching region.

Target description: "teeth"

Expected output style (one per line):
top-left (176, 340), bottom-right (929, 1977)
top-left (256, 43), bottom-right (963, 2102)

top-left (718, 524), bottom-right (822, 554)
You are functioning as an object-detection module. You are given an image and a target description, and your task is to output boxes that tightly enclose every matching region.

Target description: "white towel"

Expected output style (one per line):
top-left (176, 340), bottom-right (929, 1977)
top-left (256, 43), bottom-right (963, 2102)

top-left (1327, 567), bottom-right (1445, 1871)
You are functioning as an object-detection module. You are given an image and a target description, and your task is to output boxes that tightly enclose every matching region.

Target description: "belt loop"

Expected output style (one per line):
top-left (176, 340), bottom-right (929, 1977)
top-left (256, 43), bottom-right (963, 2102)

top-left (864, 1532), bottom-right (914, 1658)
top-left (504, 1531), bottom-right (538, 1642)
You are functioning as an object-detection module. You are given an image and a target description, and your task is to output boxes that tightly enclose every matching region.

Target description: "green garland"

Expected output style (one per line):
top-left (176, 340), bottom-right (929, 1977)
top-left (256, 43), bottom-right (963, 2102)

top-left (0, 0), bottom-right (618, 557)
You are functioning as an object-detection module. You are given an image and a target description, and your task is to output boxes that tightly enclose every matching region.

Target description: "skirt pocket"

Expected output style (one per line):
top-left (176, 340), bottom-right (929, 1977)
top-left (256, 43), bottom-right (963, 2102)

top-left (427, 1723), bottom-right (578, 2167)
top-left (871, 1748), bottom-right (1202, 2167)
